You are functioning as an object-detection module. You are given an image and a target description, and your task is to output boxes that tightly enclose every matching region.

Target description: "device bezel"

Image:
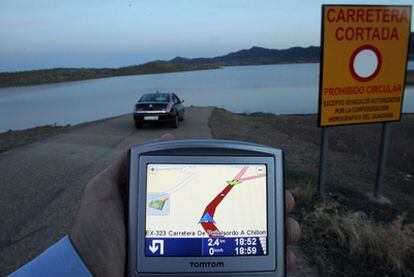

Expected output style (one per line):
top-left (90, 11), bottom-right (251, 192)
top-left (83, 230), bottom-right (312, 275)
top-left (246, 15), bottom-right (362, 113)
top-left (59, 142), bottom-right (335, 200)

top-left (128, 140), bottom-right (285, 276)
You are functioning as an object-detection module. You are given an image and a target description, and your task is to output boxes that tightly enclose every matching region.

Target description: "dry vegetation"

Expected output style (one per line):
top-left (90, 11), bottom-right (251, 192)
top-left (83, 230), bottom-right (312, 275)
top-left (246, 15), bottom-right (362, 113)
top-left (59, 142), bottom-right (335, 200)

top-left (319, 208), bottom-right (413, 274)
top-left (302, 201), bottom-right (413, 275)
top-left (285, 170), bottom-right (414, 276)
top-left (284, 170), bottom-right (414, 276)
top-left (210, 108), bottom-right (414, 276)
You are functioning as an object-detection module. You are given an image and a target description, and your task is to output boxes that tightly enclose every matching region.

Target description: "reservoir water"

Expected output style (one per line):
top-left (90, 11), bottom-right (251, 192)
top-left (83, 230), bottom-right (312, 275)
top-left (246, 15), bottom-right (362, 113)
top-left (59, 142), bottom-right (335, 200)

top-left (0, 62), bottom-right (413, 132)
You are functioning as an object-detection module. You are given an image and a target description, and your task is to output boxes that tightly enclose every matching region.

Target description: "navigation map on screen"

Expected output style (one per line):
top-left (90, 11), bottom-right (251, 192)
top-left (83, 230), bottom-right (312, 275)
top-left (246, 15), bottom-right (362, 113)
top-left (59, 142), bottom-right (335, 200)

top-left (145, 163), bottom-right (268, 257)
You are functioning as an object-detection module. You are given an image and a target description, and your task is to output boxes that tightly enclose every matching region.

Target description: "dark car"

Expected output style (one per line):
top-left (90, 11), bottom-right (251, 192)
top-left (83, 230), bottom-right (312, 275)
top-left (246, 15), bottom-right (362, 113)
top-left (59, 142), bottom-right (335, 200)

top-left (133, 92), bottom-right (185, 128)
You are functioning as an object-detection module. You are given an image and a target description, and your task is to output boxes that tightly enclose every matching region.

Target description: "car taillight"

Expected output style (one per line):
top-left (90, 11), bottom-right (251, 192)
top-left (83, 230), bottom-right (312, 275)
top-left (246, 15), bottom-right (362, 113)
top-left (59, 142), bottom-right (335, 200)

top-left (166, 103), bottom-right (172, 112)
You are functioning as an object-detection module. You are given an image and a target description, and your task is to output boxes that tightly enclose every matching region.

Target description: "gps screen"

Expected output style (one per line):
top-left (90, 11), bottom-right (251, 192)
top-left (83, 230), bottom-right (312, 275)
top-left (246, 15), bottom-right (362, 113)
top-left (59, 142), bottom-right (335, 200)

top-left (145, 163), bottom-right (268, 257)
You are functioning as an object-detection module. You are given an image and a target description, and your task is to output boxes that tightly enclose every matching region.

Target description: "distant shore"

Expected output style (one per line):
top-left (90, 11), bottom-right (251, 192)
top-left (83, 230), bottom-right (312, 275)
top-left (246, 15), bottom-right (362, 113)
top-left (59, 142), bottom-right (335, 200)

top-left (0, 61), bottom-right (219, 88)
top-left (1, 65), bottom-right (413, 89)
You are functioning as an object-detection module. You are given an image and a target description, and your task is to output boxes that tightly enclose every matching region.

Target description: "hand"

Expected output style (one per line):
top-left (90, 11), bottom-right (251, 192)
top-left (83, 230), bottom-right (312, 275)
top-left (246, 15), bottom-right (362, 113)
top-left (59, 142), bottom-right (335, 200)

top-left (70, 133), bottom-right (175, 276)
top-left (70, 134), bottom-right (301, 276)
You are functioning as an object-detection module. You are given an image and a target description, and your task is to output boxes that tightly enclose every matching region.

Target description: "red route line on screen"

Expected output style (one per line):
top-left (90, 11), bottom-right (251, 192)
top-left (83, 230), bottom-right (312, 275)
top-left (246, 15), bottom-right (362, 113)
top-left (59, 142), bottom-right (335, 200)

top-left (238, 173), bottom-right (266, 182)
top-left (199, 166), bottom-right (265, 237)
top-left (234, 166), bottom-right (248, 181)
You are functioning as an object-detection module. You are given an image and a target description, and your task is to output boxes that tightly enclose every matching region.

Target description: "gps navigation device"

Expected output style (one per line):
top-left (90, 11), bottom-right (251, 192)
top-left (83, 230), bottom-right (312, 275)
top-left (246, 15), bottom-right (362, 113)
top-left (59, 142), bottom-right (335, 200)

top-left (128, 140), bottom-right (285, 276)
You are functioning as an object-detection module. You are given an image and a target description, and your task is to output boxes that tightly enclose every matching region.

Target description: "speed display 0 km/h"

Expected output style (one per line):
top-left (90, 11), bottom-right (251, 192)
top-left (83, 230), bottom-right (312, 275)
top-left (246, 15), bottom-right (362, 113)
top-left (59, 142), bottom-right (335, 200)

top-left (128, 140), bottom-right (285, 276)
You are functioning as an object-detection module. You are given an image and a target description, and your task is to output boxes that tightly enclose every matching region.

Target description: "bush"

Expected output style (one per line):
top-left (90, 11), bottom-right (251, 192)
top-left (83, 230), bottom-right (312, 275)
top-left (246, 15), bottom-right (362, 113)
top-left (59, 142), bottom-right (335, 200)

top-left (310, 203), bottom-right (414, 275)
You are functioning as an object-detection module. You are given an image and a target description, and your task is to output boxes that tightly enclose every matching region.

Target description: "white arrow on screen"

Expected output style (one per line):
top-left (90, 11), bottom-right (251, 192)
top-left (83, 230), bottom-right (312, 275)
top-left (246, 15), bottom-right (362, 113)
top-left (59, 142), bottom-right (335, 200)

top-left (149, 239), bottom-right (164, 255)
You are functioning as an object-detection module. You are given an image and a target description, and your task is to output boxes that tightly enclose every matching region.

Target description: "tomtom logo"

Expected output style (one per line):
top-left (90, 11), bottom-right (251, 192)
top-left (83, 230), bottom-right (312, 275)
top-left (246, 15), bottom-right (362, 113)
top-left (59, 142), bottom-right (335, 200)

top-left (190, 262), bottom-right (224, 268)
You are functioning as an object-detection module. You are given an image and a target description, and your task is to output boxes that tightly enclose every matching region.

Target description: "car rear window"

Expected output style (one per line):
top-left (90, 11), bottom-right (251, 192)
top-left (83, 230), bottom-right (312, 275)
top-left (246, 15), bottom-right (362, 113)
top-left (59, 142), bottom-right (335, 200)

top-left (139, 93), bottom-right (171, 103)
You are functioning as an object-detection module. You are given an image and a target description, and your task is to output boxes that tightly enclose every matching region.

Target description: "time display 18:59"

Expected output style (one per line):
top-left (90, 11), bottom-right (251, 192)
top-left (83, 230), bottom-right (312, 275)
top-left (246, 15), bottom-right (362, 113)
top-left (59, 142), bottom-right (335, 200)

top-left (234, 237), bottom-right (258, 255)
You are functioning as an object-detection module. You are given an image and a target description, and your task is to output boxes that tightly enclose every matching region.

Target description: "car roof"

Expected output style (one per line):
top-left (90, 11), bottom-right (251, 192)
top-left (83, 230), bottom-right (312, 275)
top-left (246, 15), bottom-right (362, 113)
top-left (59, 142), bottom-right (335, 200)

top-left (143, 92), bottom-right (172, 96)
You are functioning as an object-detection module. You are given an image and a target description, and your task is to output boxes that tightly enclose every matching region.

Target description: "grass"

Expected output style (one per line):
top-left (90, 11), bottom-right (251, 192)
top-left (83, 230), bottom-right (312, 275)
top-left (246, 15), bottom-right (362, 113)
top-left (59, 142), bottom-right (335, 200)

top-left (285, 169), bottom-right (316, 206)
top-left (311, 203), bottom-right (414, 275)
top-left (286, 170), bottom-right (414, 276)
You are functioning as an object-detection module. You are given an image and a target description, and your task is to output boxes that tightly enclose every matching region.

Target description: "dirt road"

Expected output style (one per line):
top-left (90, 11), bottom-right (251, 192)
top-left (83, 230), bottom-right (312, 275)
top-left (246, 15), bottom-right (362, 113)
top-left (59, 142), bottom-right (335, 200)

top-left (0, 107), bottom-right (213, 275)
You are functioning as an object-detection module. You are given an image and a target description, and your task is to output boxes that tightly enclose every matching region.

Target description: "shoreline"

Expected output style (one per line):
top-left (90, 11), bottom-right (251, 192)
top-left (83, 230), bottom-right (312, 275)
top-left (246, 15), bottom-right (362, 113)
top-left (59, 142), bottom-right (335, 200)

top-left (2, 110), bottom-right (414, 153)
top-left (0, 113), bottom-right (133, 153)
top-left (1, 64), bottom-right (412, 89)
top-left (0, 63), bottom-right (219, 89)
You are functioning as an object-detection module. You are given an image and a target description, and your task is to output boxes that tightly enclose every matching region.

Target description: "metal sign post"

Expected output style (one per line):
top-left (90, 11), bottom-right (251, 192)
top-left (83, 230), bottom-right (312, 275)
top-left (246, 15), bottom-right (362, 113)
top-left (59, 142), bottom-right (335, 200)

top-left (374, 122), bottom-right (391, 198)
top-left (317, 127), bottom-right (330, 197)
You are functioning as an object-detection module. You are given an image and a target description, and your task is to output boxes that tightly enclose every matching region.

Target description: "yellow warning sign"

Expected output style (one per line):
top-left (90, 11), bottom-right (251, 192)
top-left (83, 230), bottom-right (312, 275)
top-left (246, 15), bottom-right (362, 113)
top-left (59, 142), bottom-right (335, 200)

top-left (319, 5), bottom-right (411, 126)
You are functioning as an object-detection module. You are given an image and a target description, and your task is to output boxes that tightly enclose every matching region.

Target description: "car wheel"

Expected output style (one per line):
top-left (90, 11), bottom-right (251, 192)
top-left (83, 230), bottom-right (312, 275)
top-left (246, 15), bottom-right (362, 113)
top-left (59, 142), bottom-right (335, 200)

top-left (171, 115), bottom-right (179, 128)
top-left (135, 121), bottom-right (143, 129)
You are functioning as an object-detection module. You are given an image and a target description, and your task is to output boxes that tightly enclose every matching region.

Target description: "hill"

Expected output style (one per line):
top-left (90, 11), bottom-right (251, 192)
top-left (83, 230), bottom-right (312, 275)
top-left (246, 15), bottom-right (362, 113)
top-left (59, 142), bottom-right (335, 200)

top-left (173, 32), bottom-right (413, 65)
top-left (0, 34), bottom-right (413, 88)
top-left (171, 46), bottom-right (320, 66)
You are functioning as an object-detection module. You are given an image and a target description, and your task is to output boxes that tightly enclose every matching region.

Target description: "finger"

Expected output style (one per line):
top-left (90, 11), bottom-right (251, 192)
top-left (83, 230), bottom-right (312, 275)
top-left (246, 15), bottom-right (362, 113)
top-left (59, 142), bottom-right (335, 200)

top-left (286, 248), bottom-right (296, 272)
top-left (285, 190), bottom-right (295, 214)
top-left (286, 217), bottom-right (301, 246)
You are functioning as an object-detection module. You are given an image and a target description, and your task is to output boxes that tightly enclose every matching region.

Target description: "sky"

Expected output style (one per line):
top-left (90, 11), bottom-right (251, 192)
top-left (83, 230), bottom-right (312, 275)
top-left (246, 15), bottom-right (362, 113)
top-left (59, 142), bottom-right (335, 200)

top-left (1, 0), bottom-right (413, 72)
